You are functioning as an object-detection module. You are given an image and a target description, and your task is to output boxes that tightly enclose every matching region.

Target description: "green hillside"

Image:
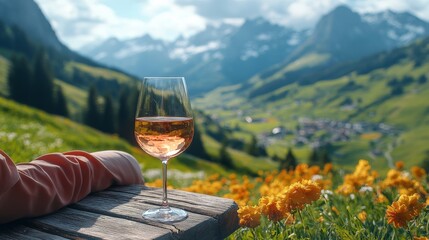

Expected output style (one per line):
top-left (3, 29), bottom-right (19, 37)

top-left (64, 61), bottom-right (136, 85)
top-left (0, 17), bottom-right (139, 120)
top-left (0, 56), bottom-right (84, 117)
top-left (0, 96), bottom-right (232, 180)
top-left (1, 57), bottom-right (274, 175)
top-left (195, 37), bottom-right (429, 172)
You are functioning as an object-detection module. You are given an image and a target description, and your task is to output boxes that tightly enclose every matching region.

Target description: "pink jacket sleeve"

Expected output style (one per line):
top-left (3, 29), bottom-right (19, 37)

top-left (0, 150), bottom-right (144, 224)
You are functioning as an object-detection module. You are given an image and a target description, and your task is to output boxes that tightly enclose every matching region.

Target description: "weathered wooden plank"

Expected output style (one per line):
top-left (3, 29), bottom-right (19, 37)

top-left (108, 185), bottom-right (240, 238)
top-left (27, 208), bottom-right (172, 240)
top-left (70, 190), bottom-right (222, 239)
top-left (4, 185), bottom-right (239, 239)
top-left (0, 223), bottom-right (68, 240)
top-left (109, 185), bottom-right (236, 217)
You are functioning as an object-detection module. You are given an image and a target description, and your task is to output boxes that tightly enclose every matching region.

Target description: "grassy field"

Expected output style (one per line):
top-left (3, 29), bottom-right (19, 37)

top-left (64, 61), bottom-right (137, 85)
top-left (55, 79), bottom-right (87, 118)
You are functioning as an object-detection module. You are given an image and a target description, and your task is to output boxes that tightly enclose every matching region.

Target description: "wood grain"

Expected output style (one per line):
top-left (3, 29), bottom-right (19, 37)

top-left (0, 185), bottom-right (239, 240)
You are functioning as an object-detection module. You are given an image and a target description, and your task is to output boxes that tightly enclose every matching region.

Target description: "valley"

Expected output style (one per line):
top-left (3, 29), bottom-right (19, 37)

top-left (195, 47), bottom-right (429, 171)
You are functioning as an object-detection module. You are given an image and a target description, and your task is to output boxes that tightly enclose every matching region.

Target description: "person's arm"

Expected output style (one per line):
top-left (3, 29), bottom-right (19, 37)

top-left (0, 150), bottom-right (143, 224)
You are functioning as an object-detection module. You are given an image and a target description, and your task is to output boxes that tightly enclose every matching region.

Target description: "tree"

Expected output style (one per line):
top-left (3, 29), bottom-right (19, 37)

top-left (117, 88), bottom-right (136, 142)
top-left (272, 154), bottom-right (281, 162)
top-left (418, 75), bottom-right (427, 84)
top-left (320, 148), bottom-right (332, 165)
top-left (421, 151), bottom-right (429, 173)
top-left (101, 94), bottom-right (116, 133)
top-left (85, 85), bottom-right (100, 129)
top-left (32, 50), bottom-right (55, 113)
top-left (185, 122), bottom-right (210, 160)
top-left (309, 148), bottom-right (320, 166)
top-left (245, 135), bottom-right (258, 156)
top-left (279, 148), bottom-right (297, 171)
top-left (7, 55), bottom-right (32, 104)
top-left (219, 140), bottom-right (234, 169)
top-left (309, 145), bottom-right (332, 167)
top-left (54, 85), bottom-right (69, 117)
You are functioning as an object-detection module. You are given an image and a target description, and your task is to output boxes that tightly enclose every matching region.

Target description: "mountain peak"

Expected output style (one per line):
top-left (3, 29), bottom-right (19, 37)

top-left (325, 5), bottom-right (358, 21)
top-left (291, 3), bottom-right (386, 63)
top-left (134, 34), bottom-right (155, 42)
top-left (0, 0), bottom-right (65, 51)
top-left (313, 4), bottom-right (362, 37)
top-left (331, 5), bottom-right (354, 15)
top-left (314, 4), bottom-right (362, 37)
top-left (104, 37), bottom-right (120, 45)
top-left (243, 17), bottom-right (277, 28)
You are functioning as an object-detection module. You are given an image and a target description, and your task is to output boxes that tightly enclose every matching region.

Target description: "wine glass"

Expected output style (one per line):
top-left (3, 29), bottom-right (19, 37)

top-left (134, 77), bottom-right (194, 223)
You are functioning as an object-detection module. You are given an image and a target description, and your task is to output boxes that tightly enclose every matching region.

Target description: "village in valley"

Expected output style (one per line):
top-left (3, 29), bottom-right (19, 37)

top-left (242, 115), bottom-right (399, 156)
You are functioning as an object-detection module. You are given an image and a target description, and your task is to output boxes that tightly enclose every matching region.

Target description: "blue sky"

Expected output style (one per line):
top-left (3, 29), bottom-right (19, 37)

top-left (100, 0), bottom-right (142, 19)
top-left (34, 0), bottom-right (429, 51)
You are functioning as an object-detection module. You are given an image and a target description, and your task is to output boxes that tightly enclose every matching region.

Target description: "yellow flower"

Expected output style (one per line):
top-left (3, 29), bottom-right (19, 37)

top-left (146, 179), bottom-right (173, 188)
top-left (358, 211), bottom-right (367, 222)
top-left (237, 205), bottom-right (261, 228)
top-left (382, 169), bottom-right (427, 196)
top-left (208, 174), bottom-right (220, 181)
top-left (331, 206), bottom-right (340, 215)
top-left (182, 179), bottom-right (222, 195)
top-left (336, 160), bottom-right (377, 195)
top-left (280, 180), bottom-right (321, 212)
top-left (386, 194), bottom-right (425, 228)
top-left (229, 173), bottom-right (237, 180)
top-left (323, 163), bottom-right (333, 174)
top-left (283, 212), bottom-right (295, 225)
top-left (336, 183), bottom-right (355, 196)
top-left (259, 196), bottom-right (284, 222)
top-left (395, 161), bottom-right (405, 170)
top-left (376, 193), bottom-right (389, 204)
top-left (411, 166), bottom-right (427, 180)
top-left (414, 237), bottom-right (429, 240)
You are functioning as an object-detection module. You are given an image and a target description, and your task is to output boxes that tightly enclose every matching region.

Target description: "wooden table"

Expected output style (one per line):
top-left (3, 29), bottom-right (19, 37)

top-left (0, 185), bottom-right (239, 239)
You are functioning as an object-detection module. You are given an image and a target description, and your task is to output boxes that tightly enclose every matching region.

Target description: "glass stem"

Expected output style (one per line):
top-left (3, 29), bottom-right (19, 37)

top-left (161, 159), bottom-right (170, 209)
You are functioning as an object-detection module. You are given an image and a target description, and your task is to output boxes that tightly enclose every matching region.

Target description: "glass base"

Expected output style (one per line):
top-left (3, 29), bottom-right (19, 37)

top-left (142, 207), bottom-right (188, 223)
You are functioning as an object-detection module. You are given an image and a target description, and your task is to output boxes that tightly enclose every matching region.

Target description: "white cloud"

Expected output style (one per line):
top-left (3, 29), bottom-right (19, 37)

top-left (34, 0), bottom-right (206, 50)
top-left (261, 0), bottom-right (346, 29)
top-left (350, 0), bottom-right (429, 21)
top-left (35, 0), bottom-right (145, 50)
top-left (139, 0), bottom-right (206, 41)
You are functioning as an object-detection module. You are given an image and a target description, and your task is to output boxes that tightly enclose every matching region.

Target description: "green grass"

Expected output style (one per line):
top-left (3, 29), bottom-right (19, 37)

top-left (201, 134), bottom-right (277, 173)
top-left (55, 79), bottom-right (87, 118)
top-left (65, 61), bottom-right (136, 85)
top-left (284, 53), bottom-right (330, 72)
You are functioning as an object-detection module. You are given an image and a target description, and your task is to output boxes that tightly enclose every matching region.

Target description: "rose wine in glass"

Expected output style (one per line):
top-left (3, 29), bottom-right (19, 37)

top-left (134, 77), bottom-right (194, 223)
